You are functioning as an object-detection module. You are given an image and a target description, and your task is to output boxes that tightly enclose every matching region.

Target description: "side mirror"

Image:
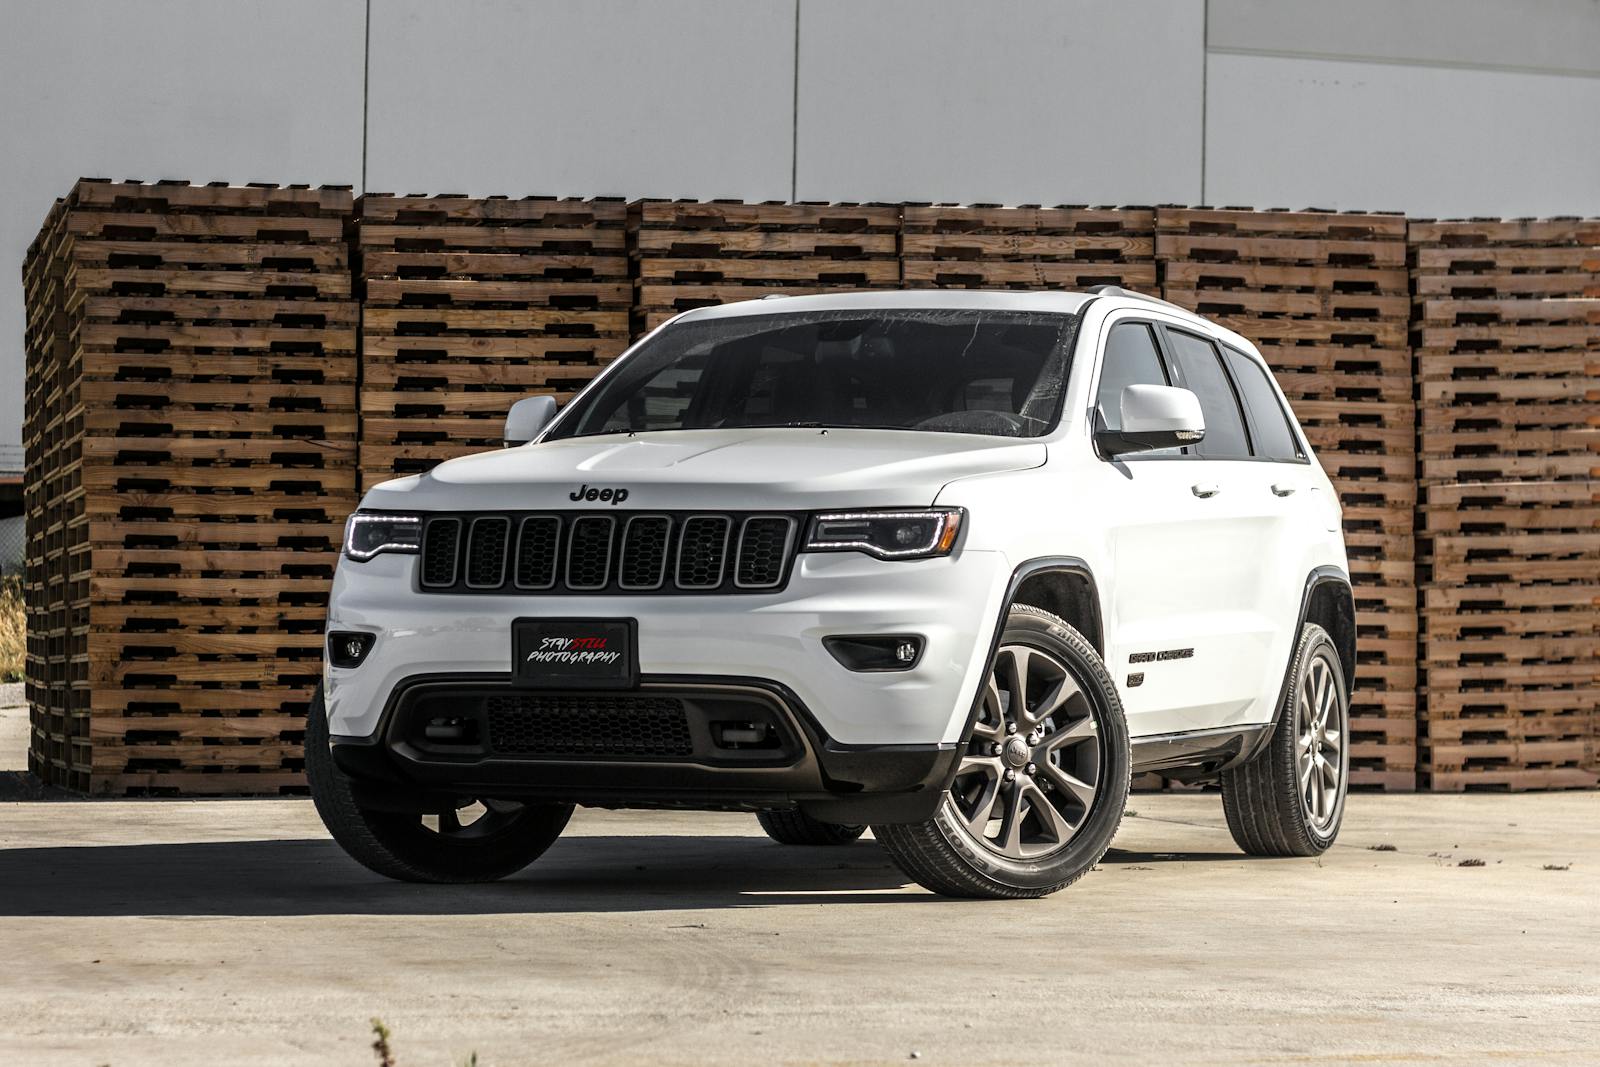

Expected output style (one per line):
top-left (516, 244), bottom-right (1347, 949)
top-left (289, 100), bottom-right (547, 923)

top-left (1095, 384), bottom-right (1205, 457)
top-left (504, 395), bottom-right (559, 447)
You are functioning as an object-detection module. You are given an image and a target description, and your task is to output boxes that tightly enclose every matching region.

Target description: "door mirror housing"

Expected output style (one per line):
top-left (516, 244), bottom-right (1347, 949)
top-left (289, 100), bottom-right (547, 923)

top-left (1095, 384), bottom-right (1206, 457)
top-left (504, 395), bottom-right (559, 447)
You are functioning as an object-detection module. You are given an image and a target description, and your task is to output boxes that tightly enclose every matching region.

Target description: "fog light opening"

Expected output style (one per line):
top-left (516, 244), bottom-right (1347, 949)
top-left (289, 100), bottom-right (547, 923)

top-left (327, 631), bottom-right (376, 669)
top-left (824, 634), bottom-right (925, 672)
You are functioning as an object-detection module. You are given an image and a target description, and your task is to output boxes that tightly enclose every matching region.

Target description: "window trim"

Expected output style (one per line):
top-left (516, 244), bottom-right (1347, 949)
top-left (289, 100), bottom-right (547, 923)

top-left (1218, 343), bottom-right (1313, 466)
top-left (1086, 316), bottom-right (1183, 463)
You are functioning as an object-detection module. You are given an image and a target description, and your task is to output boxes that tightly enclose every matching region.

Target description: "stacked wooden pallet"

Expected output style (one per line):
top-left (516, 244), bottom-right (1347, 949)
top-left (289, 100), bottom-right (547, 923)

top-left (629, 200), bottom-right (900, 336)
top-left (355, 195), bottom-right (629, 486)
top-left (22, 197), bottom-right (77, 790)
top-left (21, 179), bottom-right (357, 795)
top-left (1157, 208), bottom-right (1418, 790)
top-left (1411, 218), bottom-right (1599, 790)
top-left (901, 204), bottom-right (1156, 293)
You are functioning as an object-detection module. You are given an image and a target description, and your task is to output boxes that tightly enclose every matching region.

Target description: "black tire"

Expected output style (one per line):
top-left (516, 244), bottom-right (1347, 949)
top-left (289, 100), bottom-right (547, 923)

top-left (305, 685), bottom-right (574, 883)
top-left (756, 808), bottom-right (866, 846)
top-left (873, 605), bottom-right (1131, 899)
top-left (1222, 623), bottom-right (1349, 857)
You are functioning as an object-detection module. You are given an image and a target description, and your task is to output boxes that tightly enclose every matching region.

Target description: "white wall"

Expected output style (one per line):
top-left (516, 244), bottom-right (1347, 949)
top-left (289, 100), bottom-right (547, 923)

top-left (3, 0), bottom-right (1599, 453)
top-left (366, 0), bottom-right (796, 199)
top-left (0, 0), bottom-right (365, 453)
top-left (1203, 0), bottom-right (1600, 215)
top-left (795, 0), bottom-right (1203, 205)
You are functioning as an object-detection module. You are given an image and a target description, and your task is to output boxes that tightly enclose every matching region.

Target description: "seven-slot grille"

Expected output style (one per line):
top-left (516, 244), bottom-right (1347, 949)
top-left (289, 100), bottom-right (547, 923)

top-left (419, 512), bottom-right (799, 594)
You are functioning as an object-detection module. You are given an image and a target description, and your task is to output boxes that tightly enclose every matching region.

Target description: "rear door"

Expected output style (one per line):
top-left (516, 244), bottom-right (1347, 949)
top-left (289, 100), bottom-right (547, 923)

top-left (1216, 342), bottom-right (1331, 719)
top-left (1158, 328), bottom-right (1301, 726)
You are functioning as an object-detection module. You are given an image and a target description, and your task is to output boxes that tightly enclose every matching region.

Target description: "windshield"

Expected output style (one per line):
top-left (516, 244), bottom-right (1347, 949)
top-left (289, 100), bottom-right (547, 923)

top-left (546, 308), bottom-right (1080, 441)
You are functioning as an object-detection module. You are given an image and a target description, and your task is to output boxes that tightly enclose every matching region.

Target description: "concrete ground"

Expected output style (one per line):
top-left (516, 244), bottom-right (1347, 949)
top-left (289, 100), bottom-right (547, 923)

top-left (0, 773), bottom-right (1596, 1067)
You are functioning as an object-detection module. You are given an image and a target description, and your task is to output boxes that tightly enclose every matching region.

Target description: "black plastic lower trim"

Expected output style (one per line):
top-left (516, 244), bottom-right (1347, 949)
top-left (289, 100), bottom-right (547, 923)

top-left (1131, 724), bottom-right (1273, 782)
top-left (330, 672), bottom-right (958, 823)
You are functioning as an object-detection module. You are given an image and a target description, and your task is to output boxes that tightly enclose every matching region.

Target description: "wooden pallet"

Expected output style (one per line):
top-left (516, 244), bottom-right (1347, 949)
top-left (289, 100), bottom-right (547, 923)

top-left (357, 194), bottom-right (629, 485)
top-left (630, 200), bottom-right (901, 335)
top-left (899, 204), bottom-right (1156, 292)
top-left (1417, 478), bottom-right (1599, 790)
top-left (22, 180), bottom-right (356, 796)
top-left (1159, 209), bottom-right (1419, 786)
top-left (1411, 220), bottom-right (1600, 491)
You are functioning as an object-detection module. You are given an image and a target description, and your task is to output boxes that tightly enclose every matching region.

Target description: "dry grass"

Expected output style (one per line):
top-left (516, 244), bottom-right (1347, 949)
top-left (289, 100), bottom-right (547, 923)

top-left (0, 575), bottom-right (23, 683)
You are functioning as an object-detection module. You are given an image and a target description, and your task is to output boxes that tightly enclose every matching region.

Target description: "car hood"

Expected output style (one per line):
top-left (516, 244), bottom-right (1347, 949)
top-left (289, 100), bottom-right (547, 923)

top-left (360, 429), bottom-right (1047, 512)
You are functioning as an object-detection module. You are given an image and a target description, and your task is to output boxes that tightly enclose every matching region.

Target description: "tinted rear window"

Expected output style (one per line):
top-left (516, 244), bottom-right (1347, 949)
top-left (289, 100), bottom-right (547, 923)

top-left (1165, 330), bottom-right (1251, 460)
top-left (1222, 347), bottom-right (1304, 462)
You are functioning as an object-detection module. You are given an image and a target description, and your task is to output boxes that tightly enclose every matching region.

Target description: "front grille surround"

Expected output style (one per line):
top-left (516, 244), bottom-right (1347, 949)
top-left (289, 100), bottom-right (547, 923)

top-left (417, 510), bottom-right (802, 595)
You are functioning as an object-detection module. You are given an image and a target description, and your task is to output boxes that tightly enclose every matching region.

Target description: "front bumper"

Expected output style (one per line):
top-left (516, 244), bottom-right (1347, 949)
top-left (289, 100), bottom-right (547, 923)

top-left (324, 547), bottom-right (1011, 747)
top-left (330, 672), bottom-right (962, 823)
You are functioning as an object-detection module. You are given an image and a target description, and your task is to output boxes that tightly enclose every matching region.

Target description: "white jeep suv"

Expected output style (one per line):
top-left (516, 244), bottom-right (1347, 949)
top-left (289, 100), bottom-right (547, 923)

top-left (308, 287), bottom-right (1354, 899)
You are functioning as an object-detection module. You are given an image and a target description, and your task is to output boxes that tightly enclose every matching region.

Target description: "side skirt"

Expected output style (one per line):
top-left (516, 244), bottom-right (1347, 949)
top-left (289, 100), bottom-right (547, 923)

top-left (1130, 724), bottom-right (1274, 783)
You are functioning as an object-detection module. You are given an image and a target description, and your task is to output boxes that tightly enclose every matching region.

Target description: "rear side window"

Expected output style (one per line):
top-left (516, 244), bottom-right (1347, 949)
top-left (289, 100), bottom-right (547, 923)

top-left (1164, 330), bottom-right (1251, 460)
top-left (1222, 347), bottom-right (1304, 462)
top-left (1094, 323), bottom-right (1169, 432)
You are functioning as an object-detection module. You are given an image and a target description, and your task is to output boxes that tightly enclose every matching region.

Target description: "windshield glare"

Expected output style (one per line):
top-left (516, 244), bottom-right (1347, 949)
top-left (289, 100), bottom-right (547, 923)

top-left (546, 308), bottom-right (1080, 441)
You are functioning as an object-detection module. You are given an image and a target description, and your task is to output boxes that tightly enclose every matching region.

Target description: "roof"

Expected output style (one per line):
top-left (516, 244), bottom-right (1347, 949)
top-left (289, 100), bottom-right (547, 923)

top-left (672, 288), bottom-right (1099, 322)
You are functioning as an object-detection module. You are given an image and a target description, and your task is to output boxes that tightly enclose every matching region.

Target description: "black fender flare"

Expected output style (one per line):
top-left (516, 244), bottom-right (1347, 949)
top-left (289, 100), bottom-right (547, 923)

top-left (1245, 565), bottom-right (1355, 764)
top-left (947, 556), bottom-right (1102, 771)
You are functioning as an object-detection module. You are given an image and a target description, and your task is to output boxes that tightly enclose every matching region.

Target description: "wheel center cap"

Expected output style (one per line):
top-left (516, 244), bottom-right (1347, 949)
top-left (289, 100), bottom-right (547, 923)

top-left (1003, 735), bottom-right (1031, 768)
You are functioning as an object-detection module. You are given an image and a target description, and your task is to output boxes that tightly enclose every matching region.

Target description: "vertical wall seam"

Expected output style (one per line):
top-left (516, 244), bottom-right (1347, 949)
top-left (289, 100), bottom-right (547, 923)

top-left (1200, 0), bottom-right (1209, 205)
top-left (360, 0), bottom-right (372, 194)
top-left (790, 0), bottom-right (801, 202)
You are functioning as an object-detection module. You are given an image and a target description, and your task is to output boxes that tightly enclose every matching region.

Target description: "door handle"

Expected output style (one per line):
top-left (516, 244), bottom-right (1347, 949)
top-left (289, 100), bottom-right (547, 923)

top-left (1191, 483), bottom-right (1220, 499)
top-left (1270, 483), bottom-right (1296, 497)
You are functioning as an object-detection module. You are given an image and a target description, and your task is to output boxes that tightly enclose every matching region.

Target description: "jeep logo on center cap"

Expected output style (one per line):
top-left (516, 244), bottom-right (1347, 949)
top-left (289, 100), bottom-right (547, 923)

top-left (569, 483), bottom-right (630, 505)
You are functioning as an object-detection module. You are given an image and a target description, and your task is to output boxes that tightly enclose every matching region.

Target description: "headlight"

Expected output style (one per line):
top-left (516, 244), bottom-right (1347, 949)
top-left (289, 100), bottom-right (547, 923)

top-left (343, 512), bottom-right (423, 561)
top-left (803, 509), bottom-right (964, 560)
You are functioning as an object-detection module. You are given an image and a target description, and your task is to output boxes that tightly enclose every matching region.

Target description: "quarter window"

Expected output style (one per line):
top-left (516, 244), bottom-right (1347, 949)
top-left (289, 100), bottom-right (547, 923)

top-left (1165, 330), bottom-right (1251, 460)
top-left (1222, 347), bottom-right (1303, 462)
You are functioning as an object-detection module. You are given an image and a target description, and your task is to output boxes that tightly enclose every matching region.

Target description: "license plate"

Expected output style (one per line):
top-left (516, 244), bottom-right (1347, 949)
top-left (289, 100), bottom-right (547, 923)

top-left (512, 617), bottom-right (638, 689)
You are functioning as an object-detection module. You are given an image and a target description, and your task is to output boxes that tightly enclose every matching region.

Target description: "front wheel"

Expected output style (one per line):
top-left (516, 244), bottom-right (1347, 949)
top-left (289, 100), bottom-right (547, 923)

top-left (306, 685), bottom-right (574, 883)
top-left (1221, 623), bottom-right (1349, 856)
top-left (874, 605), bottom-right (1131, 899)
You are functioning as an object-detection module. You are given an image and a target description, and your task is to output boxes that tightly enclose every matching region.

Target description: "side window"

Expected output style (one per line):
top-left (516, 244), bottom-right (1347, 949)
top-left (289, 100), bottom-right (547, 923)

top-left (1222, 346), bottom-right (1304, 462)
top-left (1164, 330), bottom-right (1251, 460)
top-left (1094, 323), bottom-right (1169, 432)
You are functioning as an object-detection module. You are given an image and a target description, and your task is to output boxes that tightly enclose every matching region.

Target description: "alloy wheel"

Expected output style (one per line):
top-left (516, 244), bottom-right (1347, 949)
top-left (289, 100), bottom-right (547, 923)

top-left (421, 798), bottom-right (527, 839)
top-left (1295, 650), bottom-right (1346, 832)
top-left (947, 643), bottom-right (1103, 860)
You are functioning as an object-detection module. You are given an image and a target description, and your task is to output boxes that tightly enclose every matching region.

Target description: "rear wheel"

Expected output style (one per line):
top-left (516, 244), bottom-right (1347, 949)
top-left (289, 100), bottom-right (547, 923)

top-left (1222, 623), bottom-right (1349, 856)
top-left (306, 685), bottom-right (573, 883)
top-left (756, 808), bottom-right (866, 846)
top-left (874, 605), bottom-right (1130, 899)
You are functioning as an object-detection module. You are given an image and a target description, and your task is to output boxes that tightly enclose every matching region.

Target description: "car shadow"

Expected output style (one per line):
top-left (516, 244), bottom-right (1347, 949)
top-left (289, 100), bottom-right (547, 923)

top-left (0, 833), bottom-right (1246, 918)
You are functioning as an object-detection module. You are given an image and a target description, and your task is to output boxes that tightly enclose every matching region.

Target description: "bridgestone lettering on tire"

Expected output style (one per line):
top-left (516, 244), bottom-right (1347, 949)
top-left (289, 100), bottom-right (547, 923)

top-left (873, 605), bottom-right (1131, 899)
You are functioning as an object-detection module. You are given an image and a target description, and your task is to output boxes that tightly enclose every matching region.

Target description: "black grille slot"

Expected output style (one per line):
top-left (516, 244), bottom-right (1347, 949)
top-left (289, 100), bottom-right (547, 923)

top-left (465, 517), bottom-right (510, 588)
top-left (676, 515), bottom-right (731, 589)
top-left (485, 694), bottom-right (693, 757)
top-left (515, 516), bottom-right (560, 589)
top-left (736, 516), bottom-right (794, 589)
top-left (619, 516), bottom-right (671, 590)
top-left (566, 516), bottom-right (615, 590)
top-left (420, 518), bottom-right (461, 587)
top-left (415, 511), bottom-right (798, 594)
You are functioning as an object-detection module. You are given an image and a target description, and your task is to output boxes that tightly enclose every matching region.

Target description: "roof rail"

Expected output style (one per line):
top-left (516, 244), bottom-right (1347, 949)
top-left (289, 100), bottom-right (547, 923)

top-left (1081, 284), bottom-right (1191, 313)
